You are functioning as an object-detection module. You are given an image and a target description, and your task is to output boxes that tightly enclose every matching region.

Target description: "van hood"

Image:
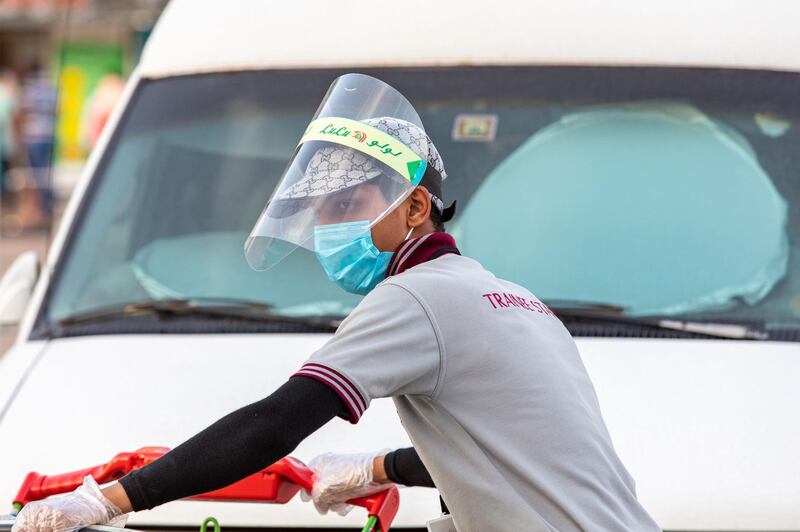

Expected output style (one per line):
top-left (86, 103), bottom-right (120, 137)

top-left (1, 335), bottom-right (799, 530)
top-left (578, 337), bottom-right (800, 531)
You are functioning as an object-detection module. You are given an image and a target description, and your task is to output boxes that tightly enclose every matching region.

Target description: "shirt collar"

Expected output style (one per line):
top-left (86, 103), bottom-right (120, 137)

top-left (385, 232), bottom-right (461, 278)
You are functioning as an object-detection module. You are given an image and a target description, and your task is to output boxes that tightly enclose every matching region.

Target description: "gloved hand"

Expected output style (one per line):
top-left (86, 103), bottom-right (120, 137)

top-left (301, 450), bottom-right (390, 516)
top-left (11, 475), bottom-right (128, 532)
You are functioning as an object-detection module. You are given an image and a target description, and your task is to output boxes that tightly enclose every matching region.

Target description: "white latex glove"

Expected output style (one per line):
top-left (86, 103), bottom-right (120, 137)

top-left (12, 475), bottom-right (128, 532)
top-left (301, 450), bottom-right (390, 516)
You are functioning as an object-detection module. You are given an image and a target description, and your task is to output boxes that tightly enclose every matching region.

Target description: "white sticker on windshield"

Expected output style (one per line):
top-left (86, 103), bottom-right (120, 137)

top-left (754, 112), bottom-right (791, 138)
top-left (452, 114), bottom-right (498, 142)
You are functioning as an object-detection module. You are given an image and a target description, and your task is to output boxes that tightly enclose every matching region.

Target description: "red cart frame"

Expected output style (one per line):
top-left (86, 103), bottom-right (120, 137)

top-left (13, 447), bottom-right (399, 532)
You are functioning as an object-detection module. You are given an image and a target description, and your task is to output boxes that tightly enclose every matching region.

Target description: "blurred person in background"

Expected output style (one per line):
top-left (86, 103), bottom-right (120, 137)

top-left (80, 73), bottom-right (124, 152)
top-left (0, 70), bottom-right (17, 199)
top-left (19, 62), bottom-right (57, 227)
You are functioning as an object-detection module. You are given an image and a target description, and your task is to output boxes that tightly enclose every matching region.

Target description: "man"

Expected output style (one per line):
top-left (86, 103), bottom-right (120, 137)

top-left (19, 63), bottom-right (56, 225)
top-left (13, 74), bottom-right (659, 532)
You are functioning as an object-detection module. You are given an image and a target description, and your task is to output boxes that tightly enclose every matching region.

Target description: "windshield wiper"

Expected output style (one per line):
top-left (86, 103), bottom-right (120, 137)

top-left (648, 319), bottom-right (768, 340)
top-left (541, 299), bottom-right (627, 314)
top-left (545, 300), bottom-right (768, 340)
top-left (57, 298), bottom-right (342, 331)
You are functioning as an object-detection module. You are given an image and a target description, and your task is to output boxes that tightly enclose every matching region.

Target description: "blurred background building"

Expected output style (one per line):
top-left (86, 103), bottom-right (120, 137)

top-left (0, 0), bottom-right (167, 234)
top-left (1, 0), bottom-right (167, 351)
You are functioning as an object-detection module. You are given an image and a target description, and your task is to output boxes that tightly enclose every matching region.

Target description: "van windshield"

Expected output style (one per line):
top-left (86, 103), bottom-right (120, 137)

top-left (37, 67), bottom-right (800, 339)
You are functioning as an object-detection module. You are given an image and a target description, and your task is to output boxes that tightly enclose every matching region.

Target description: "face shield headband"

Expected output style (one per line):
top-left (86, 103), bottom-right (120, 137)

top-left (298, 117), bottom-right (428, 187)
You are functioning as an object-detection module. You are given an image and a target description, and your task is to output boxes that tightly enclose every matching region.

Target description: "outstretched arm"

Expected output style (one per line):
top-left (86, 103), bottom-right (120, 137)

top-left (13, 377), bottom-right (346, 532)
top-left (115, 376), bottom-right (346, 511)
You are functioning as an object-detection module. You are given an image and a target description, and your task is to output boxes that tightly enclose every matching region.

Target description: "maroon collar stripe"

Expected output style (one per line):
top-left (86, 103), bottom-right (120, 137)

top-left (391, 233), bottom-right (434, 276)
top-left (386, 232), bottom-right (460, 278)
top-left (386, 237), bottom-right (417, 276)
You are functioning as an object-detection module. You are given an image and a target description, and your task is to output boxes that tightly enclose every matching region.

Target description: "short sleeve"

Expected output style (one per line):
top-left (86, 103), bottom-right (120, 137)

top-left (294, 282), bottom-right (442, 423)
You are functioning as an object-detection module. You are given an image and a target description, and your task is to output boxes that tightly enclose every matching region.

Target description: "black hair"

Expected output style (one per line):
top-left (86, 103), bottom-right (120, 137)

top-left (430, 204), bottom-right (446, 232)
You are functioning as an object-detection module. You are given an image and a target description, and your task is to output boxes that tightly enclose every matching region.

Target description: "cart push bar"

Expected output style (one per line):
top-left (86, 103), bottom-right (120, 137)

top-left (11, 447), bottom-right (399, 532)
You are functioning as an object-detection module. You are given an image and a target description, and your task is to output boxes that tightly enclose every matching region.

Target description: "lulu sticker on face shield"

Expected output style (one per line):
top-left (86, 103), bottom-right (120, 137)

top-left (298, 116), bottom-right (427, 184)
top-left (452, 114), bottom-right (498, 142)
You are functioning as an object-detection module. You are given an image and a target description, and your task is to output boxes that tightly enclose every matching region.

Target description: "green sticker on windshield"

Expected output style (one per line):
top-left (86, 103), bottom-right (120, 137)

top-left (299, 117), bottom-right (427, 183)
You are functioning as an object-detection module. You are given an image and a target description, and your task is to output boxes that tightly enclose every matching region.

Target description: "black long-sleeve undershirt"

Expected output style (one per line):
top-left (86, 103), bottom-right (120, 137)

top-left (119, 377), bottom-right (342, 511)
top-left (384, 446), bottom-right (435, 487)
top-left (118, 377), bottom-right (434, 512)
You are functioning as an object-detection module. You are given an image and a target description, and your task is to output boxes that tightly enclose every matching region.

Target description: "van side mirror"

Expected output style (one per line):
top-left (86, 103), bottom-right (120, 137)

top-left (0, 251), bottom-right (40, 326)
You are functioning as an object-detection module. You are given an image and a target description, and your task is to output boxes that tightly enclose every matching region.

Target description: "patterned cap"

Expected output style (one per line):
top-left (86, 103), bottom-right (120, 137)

top-left (276, 116), bottom-right (447, 201)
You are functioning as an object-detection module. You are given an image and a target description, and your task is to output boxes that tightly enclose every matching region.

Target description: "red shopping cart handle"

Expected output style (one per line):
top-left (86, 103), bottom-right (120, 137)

top-left (14, 447), bottom-right (399, 532)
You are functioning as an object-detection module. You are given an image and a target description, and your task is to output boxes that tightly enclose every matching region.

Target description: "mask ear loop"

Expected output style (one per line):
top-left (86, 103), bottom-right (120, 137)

top-left (405, 226), bottom-right (415, 241)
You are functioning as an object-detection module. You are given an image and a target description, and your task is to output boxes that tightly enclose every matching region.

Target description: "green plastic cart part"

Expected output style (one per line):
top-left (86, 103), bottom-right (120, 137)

top-left (199, 509), bottom-right (379, 532)
top-left (200, 516), bottom-right (220, 532)
top-left (361, 515), bottom-right (380, 532)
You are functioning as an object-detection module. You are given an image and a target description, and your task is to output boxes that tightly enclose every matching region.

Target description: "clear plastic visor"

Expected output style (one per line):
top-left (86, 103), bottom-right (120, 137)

top-left (245, 73), bottom-right (428, 270)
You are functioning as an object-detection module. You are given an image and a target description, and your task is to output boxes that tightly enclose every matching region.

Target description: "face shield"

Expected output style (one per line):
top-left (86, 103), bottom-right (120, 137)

top-left (244, 73), bottom-right (431, 271)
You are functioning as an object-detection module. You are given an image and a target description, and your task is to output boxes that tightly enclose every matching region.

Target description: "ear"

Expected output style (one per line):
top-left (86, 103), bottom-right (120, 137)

top-left (407, 186), bottom-right (432, 228)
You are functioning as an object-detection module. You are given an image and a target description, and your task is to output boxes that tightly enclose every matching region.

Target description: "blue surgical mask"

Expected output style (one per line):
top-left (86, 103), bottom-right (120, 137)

top-left (314, 220), bottom-right (411, 295)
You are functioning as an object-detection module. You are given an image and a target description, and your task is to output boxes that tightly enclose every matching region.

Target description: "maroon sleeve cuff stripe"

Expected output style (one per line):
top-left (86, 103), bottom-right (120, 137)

top-left (303, 363), bottom-right (368, 413)
top-left (293, 363), bottom-right (367, 423)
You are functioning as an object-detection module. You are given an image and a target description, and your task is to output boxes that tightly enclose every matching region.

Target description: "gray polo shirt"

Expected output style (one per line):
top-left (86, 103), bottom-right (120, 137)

top-left (296, 253), bottom-right (660, 531)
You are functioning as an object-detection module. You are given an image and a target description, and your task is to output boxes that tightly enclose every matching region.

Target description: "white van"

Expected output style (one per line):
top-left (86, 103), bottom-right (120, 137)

top-left (2, 0), bottom-right (800, 529)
